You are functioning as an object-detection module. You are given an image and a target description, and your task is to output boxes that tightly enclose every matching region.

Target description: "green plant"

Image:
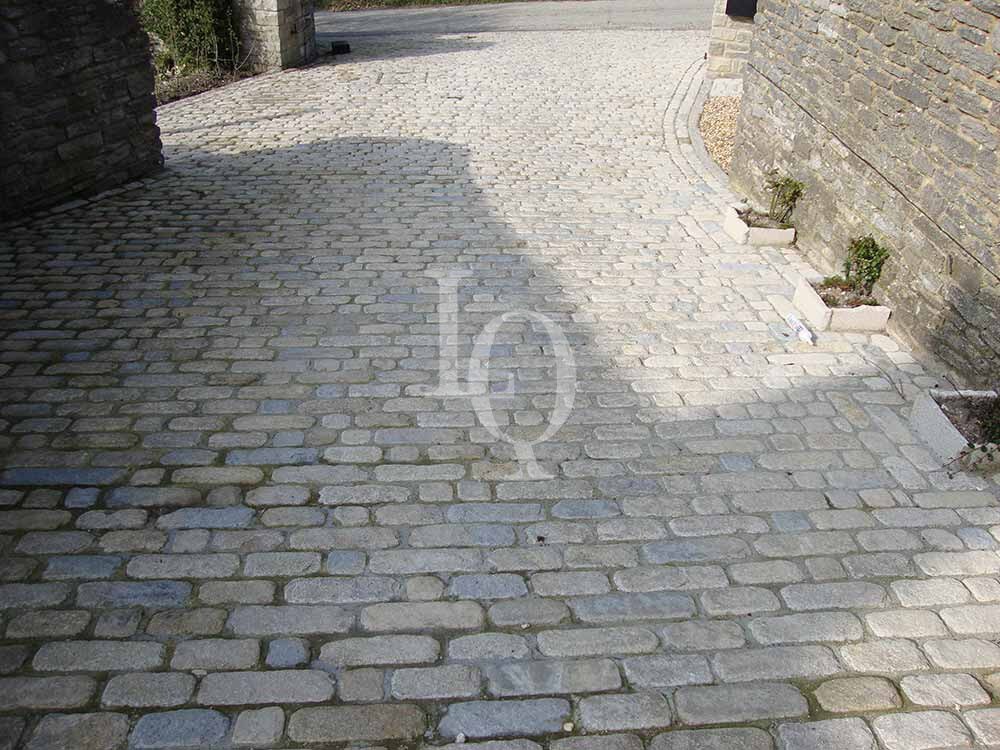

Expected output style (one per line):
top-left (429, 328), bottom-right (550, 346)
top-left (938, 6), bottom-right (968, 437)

top-left (843, 235), bottom-right (890, 296)
top-left (764, 171), bottom-right (804, 225)
top-left (140, 0), bottom-right (241, 75)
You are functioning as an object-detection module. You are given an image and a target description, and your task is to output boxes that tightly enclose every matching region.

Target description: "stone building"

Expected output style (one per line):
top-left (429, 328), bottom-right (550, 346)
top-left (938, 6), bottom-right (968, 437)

top-left (729, 0), bottom-right (999, 384)
top-left (1, 0), bottom-right (316, 221)
top-left (706, 0), bottom-right (756, 80)
top-left (0, 0), bottom-right (163, 220)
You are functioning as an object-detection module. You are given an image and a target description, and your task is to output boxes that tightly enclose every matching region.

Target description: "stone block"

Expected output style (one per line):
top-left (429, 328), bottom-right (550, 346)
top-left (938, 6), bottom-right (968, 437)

top-left (25, 713), bottom-right (129, 750)
top-left (102, 672), bottom-right (195, 708)
top-left (814, 677), bottom-right (901, 712)
top-left (828, 303), bottom-right (892, 332)
top-left (872, 710), bottom-right (972, 750)
top-left (232, 707), bottom-right (284, 746)
top-left (674, 683), bottom-right (808, 724)
top-left (650, 729), bottom-right (772, 750)
top-left (749, 225), bottom-right (796, 246)
top-left (360, 601), bottom-right (483, 632)
top-left (227, 605), bottom-right (353, 635)
top-left (196, 670), bottom-right (334, 705)
top-left (487, 659), bottom-right (620, 697)
top-left (34, 640), bottom-right (163, 672)
top-left (437, 699), bottom-right (570, 739)
top-left (0, 676), bottom-right (96, 710)
top-left (578, 692), bottom-right (672, 732)
top-left (171, 639), bottom-right (260, 670)
top-left (792, 277), bottom-right (833, 331)
top-left (910, 390), bottom-right (996, 463)
top-left (130, 709), bottom-right (229, 749)
top-left (288, 705), bottom-right (425, 743)
top-left (392, 664), bottom-right (481, 699)
top-left (319, 635), bottom-right (439, 667)
top-left (777, 718), bottom-right (877, 750)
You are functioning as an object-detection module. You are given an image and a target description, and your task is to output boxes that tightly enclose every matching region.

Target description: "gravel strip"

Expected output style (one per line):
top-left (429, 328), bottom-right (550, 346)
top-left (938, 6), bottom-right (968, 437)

top-left (699, 95), bottom-right (740, 173)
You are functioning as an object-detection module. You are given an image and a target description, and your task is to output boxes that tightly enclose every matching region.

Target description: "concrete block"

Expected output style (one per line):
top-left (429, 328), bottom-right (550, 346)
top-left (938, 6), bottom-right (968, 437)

top-left (909, 390), bottom-right (998, 464)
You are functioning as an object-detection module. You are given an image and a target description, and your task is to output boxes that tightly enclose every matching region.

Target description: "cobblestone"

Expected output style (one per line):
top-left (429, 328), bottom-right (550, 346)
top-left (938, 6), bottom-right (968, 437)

top-left (900, 673), bottom-right (991, 707)
top-left (1, 6), bottom-right (998, 745)
top-left (0, 676), bottom-right (96, 710)
top-left (392, 664), bottom-right (481, 699)
top-left (650, 729), bottom-right (772, 750)
top-left (197, 670), bottom-right (335, 705)
top-left (488, 660), bottom-right (620, 696)
top-left (777, 718), bottom-right (876, 750)
top-left (578, 692), bottom-right (672, 732)
top-left (130, 709), bottom-right (229, 749)
top-left (288, 704), bottom-right (425, 743)
top-left (872, 710), bottom-right (973, 750)
top-left (24, 712), bottom-right (130, 750)
top-left (33, 641), bottom-right (163, 672)
top-left (439, 699), bottom-right (570, 739)
top-left (674, 683), bottom-right (808, 724)
top-left (171, 639), bottom-right (260, 670)
top-left (232, 706), bottom-right (285, 746)
top-left (814, 677), bottom-right (901, 713)
top-left (102, 672), bottom-right (196, 708)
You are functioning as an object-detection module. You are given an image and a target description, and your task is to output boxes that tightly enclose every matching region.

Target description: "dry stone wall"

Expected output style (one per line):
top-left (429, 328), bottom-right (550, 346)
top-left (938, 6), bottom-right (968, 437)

top-left (0, 0), bottom-right (163, 220)
top-left (732, 0), bottom-right (999, 384)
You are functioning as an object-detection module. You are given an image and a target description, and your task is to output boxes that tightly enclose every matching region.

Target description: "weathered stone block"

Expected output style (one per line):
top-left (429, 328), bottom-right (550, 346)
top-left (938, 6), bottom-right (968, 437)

top-left (438, 699), bottom-right (570, 739)
top-left (288, 705), bottom-right (425, 743)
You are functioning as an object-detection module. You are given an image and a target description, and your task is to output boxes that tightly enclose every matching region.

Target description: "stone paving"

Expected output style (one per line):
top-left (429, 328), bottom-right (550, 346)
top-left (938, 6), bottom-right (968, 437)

top-left (2, 16), bottom-right (1000, 750)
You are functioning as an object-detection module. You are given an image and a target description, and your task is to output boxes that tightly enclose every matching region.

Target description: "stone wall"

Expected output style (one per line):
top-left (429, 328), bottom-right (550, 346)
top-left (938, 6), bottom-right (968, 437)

top-left (236, 0), bottom-right (317, 71)
top-left (732, 0), bottom-right (1000, 385)
top-left (707, 0), bottom-right (756, 79)
top-left (0, 0), bottom-right (162, 220)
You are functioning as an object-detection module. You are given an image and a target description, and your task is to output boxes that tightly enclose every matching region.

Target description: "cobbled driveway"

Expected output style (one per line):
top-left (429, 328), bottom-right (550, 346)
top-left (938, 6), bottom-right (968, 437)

top-left (2, 16), bottom-right (1000, 750)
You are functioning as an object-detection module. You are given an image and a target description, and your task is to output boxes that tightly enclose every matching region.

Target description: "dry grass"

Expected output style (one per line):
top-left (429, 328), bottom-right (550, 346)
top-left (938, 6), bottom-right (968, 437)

top-left (699, 95), bottom-right (740, 173)
top-left (155, 69), bottom-right (257, 105)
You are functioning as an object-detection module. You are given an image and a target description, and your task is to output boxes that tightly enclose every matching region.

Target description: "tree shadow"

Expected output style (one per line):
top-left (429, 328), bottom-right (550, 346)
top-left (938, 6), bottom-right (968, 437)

top-left (2, 131), bottom-right (983, 492)
top-left (1, 121), bottom-right (996, 740)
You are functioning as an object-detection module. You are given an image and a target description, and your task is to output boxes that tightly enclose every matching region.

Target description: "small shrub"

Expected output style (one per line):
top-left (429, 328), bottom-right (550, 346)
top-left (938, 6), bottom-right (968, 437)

top-left (843, 235), bottom-right (890, 296)
top-left (140, 0), bottom-right (241, 75)
top-left (764, 171), bottom-right (804, 225)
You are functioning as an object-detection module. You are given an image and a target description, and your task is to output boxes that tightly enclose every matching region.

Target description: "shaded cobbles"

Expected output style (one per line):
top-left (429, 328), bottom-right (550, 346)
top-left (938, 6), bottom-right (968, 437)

top-left (1, 20), bottom-right (999, 750)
